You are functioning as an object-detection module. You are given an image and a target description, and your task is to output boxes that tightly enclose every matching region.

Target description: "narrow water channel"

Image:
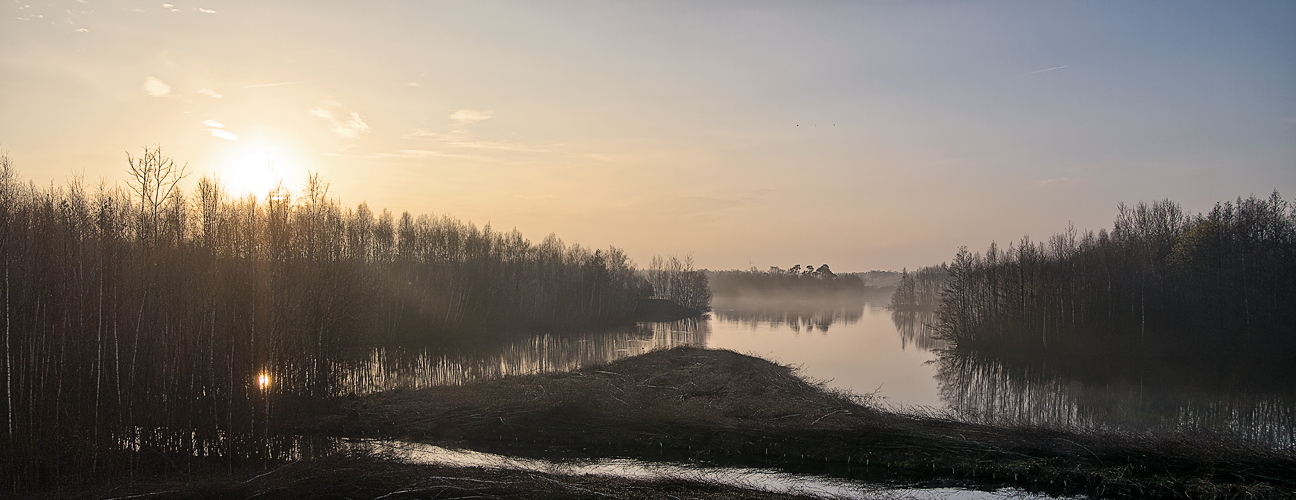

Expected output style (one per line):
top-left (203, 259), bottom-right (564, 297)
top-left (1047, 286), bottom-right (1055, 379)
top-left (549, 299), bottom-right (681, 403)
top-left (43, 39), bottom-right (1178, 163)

top-left (360, 440), bottom-right (1067, 500)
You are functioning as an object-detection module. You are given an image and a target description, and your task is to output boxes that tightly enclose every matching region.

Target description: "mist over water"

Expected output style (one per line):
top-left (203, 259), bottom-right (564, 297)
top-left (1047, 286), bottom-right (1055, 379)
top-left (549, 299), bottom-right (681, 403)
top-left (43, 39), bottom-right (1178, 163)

top-left (706, 294), bottom-right (945, 409)
top-left (337, 291), bottom-right (1295, 451)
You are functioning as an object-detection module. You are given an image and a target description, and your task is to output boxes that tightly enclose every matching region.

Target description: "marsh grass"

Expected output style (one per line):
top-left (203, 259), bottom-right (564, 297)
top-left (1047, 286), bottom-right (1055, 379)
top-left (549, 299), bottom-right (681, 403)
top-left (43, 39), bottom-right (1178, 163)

top-left (17, 448), bottom-right (825, 500)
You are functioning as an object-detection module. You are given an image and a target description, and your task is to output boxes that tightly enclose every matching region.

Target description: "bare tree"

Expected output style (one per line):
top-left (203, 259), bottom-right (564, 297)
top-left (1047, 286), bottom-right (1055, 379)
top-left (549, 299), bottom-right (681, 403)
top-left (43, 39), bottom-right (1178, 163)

top-left (125, 146), bottom-right (188, 244)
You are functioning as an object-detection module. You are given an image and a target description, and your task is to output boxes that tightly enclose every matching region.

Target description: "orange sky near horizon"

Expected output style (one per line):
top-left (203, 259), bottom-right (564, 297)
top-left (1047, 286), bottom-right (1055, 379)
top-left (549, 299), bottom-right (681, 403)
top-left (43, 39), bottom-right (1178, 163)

top-left (3, 1), bottom-right (1293, 272)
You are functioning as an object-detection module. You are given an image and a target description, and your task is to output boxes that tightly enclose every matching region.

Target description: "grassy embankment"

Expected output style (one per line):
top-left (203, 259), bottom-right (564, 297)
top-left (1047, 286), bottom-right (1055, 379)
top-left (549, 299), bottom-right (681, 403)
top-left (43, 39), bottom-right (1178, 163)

top-left (25, 347), bottom-right (1296, 499)
top-left (288, 347), bottom-right (1294, 499)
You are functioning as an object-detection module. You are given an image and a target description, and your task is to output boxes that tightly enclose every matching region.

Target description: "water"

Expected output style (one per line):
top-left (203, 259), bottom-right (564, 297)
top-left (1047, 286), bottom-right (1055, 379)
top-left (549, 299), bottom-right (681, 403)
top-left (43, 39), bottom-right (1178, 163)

top-left (709, 297), bottom-right (1296, 450)
top-left (337, 295), bottom-right (1296, 450)
top-left (121, 295), bottom-right (1289, 496)
top-left (361, 440), bottom-right (1066, 500)
top-left (334, 319), bottom-right (709, 395)
top-left (336, 299), bottom-right (946, 408)
top-left (706, 297), bottom-right (945, 409)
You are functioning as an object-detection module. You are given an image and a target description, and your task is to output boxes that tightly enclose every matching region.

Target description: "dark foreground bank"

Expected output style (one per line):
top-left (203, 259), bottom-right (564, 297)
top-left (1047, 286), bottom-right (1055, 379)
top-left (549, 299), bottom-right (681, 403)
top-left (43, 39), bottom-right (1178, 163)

top-left (290, 347), bottom-right (1295, 499)
top-left (23, 347), bottom-right (1296, 499)
top-left (21, 450), bottom-right (821, 500)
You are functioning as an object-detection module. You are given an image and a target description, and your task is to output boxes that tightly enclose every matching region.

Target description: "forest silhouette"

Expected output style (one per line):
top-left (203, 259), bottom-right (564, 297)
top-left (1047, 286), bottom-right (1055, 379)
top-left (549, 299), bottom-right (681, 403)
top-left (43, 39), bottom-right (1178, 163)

top-left (0, 148), bottom-right (711, 488)
top-left (893, 193), bottom-right (1296, 357)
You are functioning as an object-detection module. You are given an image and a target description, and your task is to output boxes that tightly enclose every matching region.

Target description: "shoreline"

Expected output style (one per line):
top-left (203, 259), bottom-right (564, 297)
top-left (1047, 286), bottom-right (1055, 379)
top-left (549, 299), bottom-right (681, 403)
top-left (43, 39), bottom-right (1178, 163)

top-left (19, 347), bottom-right (1296, 499)
top-left (285, 346), bottom-right (1295, 499)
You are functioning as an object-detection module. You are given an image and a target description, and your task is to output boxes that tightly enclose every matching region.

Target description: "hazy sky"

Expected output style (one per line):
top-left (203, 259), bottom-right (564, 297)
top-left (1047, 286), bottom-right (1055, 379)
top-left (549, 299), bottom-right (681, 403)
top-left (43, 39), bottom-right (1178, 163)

top-left (3, 1), bottom-right (1294, 271)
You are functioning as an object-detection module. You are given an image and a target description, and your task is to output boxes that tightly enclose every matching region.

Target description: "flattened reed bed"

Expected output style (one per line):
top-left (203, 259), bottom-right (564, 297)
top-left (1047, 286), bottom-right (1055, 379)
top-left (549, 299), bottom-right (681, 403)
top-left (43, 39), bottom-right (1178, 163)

top-left (287, 346), bottom-right (1296, 499)
top-left (17, 449), bottom-right (824, 500)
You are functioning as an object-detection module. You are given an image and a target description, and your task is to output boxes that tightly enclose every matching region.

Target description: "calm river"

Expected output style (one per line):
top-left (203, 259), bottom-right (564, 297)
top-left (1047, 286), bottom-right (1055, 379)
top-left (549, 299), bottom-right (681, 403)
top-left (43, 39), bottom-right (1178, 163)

top-left (340, 294), bottom-right (1295, 451)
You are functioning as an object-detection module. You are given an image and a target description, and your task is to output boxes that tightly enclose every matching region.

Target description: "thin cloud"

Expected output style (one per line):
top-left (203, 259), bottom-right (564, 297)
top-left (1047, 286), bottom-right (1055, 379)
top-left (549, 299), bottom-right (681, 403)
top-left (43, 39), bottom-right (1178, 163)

top-left (378, 149), bottom-right (474, 159)
top-left (444, 139), bottom-right (548, 152)
top-left (404, 128), bottom-right (551, 152)
top-left (449, 109), bottom-right (492, 123)
top-left (144, 76), bottom-right (170, 97)
top-left (244, 81), bottom-right (309, 88)
top-left (75, 27), bottom-right (87, 32)
top-left (203, 119), bottom-right (224, 128)
top-left (198, 88), bottom-right (223, 99)
top-left (1020, 65), bottom-right (1069, 76)
top-left (207, 129), bottom-right (238, 140)
top-left (196, 7), bottom-right (216, 14)
top-left (309, 102), bottom-right (370, 139)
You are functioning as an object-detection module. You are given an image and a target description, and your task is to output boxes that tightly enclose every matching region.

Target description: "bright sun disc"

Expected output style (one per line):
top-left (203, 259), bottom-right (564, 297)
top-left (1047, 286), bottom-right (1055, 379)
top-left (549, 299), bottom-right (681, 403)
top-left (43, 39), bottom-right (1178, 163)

top-left (219, 145), bottom-right (303, 197)
top-left (257, 373), bottom-right (270, 390)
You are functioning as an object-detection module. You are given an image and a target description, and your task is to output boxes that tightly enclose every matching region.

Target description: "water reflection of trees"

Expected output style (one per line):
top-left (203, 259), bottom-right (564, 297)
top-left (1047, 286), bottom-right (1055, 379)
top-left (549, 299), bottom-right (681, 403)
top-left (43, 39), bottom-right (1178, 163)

top-left (712, 296), bottom-right (863, 333)
top-left (935, 351), bottom-right (1296, 450)
top-left (336, 319), bottom-right (710, 395)
top-left (889, 310), bottom-right (948, 351)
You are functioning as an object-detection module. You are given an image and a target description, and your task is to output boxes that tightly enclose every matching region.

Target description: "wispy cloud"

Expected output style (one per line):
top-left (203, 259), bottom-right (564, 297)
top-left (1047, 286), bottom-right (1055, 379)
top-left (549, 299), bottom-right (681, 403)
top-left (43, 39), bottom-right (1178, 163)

top-left (202, 120), bottom-right (236, 140)
top-left (1020, 65), bottom-right (1069, 76)
top-left (404, 129), bottom-right (550, 152)
top-left (449, 109), bottom-right (492, 123)
top-left (197, 88), bottom-right (223, 99)
top-left (309, 102), bottom-right (370, 139)
top-left (401, 128), bottom-right (549, 152)
top-left (1037, 176), bottom-right (1079, 187)
top-left (196, 7), bottom-right (216, 14)
top-left (244, 81), bottom-right (309, 88)
top-left (377, 149), bottom-right (475, 160)
top-left (403, 109), bottom-right (553, 153)
top-left (75, 27), bottom-right (87, 32)
top-left (208, 129), bottom-right (238, 140)
top-left (144, 76), bottom-right (170, 97)
top-left (161, 3), bottom-right (179, 12)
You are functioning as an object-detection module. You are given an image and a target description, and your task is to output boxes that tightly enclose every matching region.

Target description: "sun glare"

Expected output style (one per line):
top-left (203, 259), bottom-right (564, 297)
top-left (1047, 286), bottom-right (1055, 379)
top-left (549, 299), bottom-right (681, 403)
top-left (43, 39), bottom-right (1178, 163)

top-left (258, 373), bottom-right (270, 390)
top-left (217, 144), bottom-right (305, 198)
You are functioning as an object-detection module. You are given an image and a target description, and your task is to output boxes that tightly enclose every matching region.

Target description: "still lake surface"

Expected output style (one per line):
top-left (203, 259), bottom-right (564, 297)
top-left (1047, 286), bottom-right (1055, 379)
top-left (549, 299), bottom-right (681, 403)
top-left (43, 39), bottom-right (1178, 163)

top-left (340, 294), bottom-right (1295, 451)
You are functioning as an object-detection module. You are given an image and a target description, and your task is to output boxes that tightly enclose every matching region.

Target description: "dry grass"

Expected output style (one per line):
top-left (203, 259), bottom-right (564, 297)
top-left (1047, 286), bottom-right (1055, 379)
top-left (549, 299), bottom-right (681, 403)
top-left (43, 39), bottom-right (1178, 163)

top-left (16, 448), bottom-right (823, 500)
top-left (281, 346), bottom-right (1296, 499)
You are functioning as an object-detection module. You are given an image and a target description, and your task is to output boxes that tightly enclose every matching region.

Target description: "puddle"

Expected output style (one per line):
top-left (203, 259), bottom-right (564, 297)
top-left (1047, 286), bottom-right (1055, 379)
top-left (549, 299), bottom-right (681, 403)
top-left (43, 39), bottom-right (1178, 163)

top-left (362, 440), bottom-right (1074, 500)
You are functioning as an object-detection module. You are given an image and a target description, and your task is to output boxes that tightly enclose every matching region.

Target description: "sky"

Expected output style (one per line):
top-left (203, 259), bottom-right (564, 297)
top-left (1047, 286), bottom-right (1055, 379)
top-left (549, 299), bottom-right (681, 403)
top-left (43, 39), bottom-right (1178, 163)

top-left (2, 1), bottom-right (1294, 272)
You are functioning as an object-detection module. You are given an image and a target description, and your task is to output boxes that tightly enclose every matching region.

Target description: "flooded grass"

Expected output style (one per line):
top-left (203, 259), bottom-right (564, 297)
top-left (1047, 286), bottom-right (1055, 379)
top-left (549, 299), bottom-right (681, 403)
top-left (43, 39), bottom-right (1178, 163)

top-left (16, 449), bottom-right (826, 500)
top-left (284, 346), bottom-right (1296, 499)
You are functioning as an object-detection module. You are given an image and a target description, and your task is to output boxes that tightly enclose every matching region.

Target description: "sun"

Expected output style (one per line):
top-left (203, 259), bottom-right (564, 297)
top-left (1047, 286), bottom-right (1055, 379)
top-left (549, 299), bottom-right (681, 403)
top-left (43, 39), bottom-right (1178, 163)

top-left (216, 144), bottom-right (305, 198)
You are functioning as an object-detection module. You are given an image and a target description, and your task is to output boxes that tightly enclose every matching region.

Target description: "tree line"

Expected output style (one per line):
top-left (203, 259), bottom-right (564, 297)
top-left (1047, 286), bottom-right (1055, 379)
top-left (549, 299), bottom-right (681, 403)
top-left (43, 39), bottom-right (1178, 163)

top-left (888, 265), bottom-right (948, 311)
top-left (645, 254), bottom-right (712, 312)
top-left (929, 193), bottom-right (1296, 353)
top-left (0, 147), bottom-right (672, 489)
top-left (710, 264), bottom-right (865, 298)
